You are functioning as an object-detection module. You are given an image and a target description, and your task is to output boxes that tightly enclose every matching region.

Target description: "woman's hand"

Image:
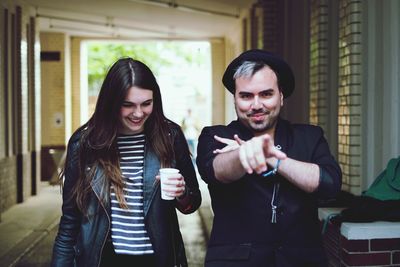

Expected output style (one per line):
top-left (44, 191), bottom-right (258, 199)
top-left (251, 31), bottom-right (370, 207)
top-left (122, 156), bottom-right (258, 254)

top-left (213, 134), bottom-right (245, 154)
top-left (156, 173), bottom-right (186, 199)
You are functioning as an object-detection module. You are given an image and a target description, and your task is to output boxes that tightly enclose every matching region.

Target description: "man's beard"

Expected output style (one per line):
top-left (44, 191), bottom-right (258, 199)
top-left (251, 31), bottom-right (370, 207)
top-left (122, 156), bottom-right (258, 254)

top-left (237, 108), bottom-right (279, 133)
top-left (249, 115), bottom-right (277, 133)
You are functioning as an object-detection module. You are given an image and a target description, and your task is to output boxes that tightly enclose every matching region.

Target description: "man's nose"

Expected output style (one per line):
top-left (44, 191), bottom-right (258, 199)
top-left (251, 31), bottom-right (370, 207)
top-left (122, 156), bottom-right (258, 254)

top-left (251, 96), bottom-right (262, 109)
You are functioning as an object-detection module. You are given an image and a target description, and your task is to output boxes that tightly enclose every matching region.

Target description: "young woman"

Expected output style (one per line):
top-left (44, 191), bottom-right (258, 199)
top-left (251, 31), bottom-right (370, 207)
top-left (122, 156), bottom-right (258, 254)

top-left (51, 58), bottom-right (201, 267)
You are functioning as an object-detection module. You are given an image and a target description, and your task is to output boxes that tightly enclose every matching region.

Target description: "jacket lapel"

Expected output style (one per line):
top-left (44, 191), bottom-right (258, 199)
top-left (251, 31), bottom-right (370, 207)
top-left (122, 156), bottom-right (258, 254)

top-left (274, 118), bottom-right (292, 155)
top-left (89, 144), bottom-right (162, 218)
top-left (143, 145), bottom-right (161, 217)
top-left (90, 166), bottom-right (111, 217)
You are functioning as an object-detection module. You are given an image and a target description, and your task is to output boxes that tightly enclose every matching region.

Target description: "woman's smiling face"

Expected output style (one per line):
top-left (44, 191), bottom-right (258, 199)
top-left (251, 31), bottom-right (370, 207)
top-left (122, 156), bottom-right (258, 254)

top-left (118, 86), bottom-right (153, 135)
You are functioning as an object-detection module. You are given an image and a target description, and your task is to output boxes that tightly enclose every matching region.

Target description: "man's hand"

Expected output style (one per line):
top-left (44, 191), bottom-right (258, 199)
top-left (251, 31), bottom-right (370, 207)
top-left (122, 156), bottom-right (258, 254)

top-left (213, 133), bottom-right (287, 175)
top-left (213, 134), bottom-right (244, 154)
top-left (238, 134), bottom-right (286, 174)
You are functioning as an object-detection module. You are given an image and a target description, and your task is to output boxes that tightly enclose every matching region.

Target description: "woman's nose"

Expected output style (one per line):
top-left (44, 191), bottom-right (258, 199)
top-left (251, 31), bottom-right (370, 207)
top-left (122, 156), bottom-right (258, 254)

top-left (133, 107), bottom-right (143, 117)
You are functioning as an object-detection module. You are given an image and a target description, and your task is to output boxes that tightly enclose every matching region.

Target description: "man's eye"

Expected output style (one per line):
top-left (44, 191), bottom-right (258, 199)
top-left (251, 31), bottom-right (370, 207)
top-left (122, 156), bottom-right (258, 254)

top-left (260, 90), bottom-right (275, 98)
top-left (241, 94), bottom-right (252, 99)
top-left (260, 92), bottom-right (272, 97)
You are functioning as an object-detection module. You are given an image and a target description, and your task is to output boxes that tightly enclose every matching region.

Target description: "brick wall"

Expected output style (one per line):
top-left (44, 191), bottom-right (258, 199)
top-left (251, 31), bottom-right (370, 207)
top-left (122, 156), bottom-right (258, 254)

top-left (0, 157), bottom-right (17, 214)
top-left (71, 37), bottom-right (83, 132)
top-left (0, 1), bottom-right (41, 215)
top-left (323, 222), bottom-right (400, 266)
top-left (40, 32), bottom-right (66, 147)
top-left (40, 32), bottom-right (68, 182)
top-left (239, 0), bottom-right (281, 53)
top-left (337, 0), bottom-right (362, 194)
top-left (309, 0), bottom-right (329, 131)
top-left (258, 0), bottom-right (281, 54)
top-left (308, 0), bottom-right (339, 158)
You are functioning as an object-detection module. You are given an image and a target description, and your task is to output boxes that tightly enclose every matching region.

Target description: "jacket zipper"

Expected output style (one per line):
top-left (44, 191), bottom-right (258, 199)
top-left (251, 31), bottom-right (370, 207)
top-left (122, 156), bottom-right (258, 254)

top-left (270, 182), bottom-right (280, 224)
top-left (91, 177), bottom-right (111, 267)
top-left (270, 145), bottom-right (281, 224)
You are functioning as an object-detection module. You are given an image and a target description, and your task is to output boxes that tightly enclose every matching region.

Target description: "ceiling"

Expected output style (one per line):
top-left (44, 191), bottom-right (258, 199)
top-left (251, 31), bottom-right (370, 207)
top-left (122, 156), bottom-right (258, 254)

top-left (24, 0), bottom-right (256, 40)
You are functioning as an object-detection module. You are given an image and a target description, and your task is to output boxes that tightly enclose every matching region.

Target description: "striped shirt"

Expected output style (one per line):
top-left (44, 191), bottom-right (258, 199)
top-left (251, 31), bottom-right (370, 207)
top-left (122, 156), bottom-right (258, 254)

top-left (111, 133), bottom-right (154, 255)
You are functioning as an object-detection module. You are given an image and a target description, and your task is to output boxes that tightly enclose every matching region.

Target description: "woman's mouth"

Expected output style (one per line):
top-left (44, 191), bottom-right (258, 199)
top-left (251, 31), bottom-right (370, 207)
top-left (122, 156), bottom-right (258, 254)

top-left (128, 117), bottom-right (143, 125)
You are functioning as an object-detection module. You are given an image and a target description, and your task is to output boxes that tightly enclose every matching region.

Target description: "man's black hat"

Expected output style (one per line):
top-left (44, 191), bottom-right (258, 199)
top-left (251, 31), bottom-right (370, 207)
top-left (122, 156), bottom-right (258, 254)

top-left (222, 49), bottom-right (295, 98)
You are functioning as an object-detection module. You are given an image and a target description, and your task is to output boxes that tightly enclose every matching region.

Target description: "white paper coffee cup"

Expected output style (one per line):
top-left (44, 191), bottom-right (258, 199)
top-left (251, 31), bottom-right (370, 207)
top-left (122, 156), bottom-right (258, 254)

top-left (159, 168), bottom-right (180, 200)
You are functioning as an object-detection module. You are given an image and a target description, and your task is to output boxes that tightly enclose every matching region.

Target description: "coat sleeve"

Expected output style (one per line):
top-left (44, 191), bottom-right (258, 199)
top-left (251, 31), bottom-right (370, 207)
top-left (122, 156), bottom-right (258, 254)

top-left (196, 126), bottom-right (220, 185)
top-left (51, 135), bottom-right (82, 267)
top-left (172, 124), bottom-right (202, 214)
top-left (310, 127), bottom-right (342, 199)
top-left (196, 126), bottom-right (235, 185)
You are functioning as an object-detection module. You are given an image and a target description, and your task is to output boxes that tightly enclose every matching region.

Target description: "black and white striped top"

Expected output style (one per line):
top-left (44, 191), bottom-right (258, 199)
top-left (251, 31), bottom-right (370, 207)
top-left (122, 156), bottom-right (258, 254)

top-left (111, 133), bottom-right (154, 255)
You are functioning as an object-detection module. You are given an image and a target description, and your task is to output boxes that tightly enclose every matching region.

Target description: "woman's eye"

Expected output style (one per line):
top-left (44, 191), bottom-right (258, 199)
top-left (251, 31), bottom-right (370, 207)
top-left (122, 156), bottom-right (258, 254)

top-left (142, 102), bottom-right (152, 106)
top-left (122, 102), bottom-right (134, 108)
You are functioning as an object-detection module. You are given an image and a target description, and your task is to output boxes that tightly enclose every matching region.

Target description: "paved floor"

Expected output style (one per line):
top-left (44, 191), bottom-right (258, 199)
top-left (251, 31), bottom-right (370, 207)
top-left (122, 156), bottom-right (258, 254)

top-left (0, 184), bottom-right (61, 267)
top-left (0, 181), bottom-right (212, 267)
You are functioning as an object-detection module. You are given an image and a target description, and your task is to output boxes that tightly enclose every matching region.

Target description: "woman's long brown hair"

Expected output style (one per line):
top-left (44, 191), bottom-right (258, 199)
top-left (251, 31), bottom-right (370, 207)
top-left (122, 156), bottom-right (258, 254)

top-left (66, 58), bottom-right (174, 214)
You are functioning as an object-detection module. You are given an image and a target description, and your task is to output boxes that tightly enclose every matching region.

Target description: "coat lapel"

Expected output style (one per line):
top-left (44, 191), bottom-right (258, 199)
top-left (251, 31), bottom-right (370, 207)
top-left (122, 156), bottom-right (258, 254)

top-left (89, 143), bottom-right (162, 218)
top-left (143, 145), bottom-right (161, 217)
top-left (90, 166), bottom-right (111, 217)
top-left (274, 118), bottom-right (292, 155)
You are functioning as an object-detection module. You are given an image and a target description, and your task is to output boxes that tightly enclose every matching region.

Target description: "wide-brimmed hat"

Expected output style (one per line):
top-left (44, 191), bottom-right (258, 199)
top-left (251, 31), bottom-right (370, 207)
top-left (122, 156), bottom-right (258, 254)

top-left (222, 49), bottom-right (295, 98)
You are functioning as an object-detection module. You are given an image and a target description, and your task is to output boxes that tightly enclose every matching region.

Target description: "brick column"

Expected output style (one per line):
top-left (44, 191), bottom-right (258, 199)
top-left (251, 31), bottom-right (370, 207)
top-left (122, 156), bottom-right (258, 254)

top-left (258, 0), bottom-right (282, 55)
top-left (309, 0), bottom-right (339, 156)
top-left (337, 0), bottom-right (362, 194)
top-left (309, 0), bottom-right (329, 131)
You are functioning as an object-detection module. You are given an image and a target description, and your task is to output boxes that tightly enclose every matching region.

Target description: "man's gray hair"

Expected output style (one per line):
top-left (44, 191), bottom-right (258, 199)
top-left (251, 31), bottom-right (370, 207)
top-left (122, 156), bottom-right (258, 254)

top-left (233, 61), bottom-right (269, 80)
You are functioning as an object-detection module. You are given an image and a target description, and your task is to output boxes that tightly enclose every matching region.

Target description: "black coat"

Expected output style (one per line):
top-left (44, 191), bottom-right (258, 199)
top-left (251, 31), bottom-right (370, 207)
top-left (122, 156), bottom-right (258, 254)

top-left (196, 118), bottom-right (342, 267)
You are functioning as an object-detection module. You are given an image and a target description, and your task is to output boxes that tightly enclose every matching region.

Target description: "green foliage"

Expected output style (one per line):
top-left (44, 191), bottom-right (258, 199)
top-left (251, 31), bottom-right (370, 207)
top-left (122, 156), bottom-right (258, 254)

top-left (87, 41), bottom-right (207, 96)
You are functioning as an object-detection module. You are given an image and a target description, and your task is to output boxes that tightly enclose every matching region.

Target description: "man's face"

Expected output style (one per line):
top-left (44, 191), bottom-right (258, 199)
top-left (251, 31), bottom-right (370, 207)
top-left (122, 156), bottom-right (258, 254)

top-left (234, 66), bottom-right (283, 135)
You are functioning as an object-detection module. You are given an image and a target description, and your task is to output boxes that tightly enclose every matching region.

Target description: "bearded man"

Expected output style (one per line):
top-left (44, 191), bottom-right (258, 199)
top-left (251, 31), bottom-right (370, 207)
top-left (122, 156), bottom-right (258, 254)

top-left (196, 49), bottom-right (342, 267)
